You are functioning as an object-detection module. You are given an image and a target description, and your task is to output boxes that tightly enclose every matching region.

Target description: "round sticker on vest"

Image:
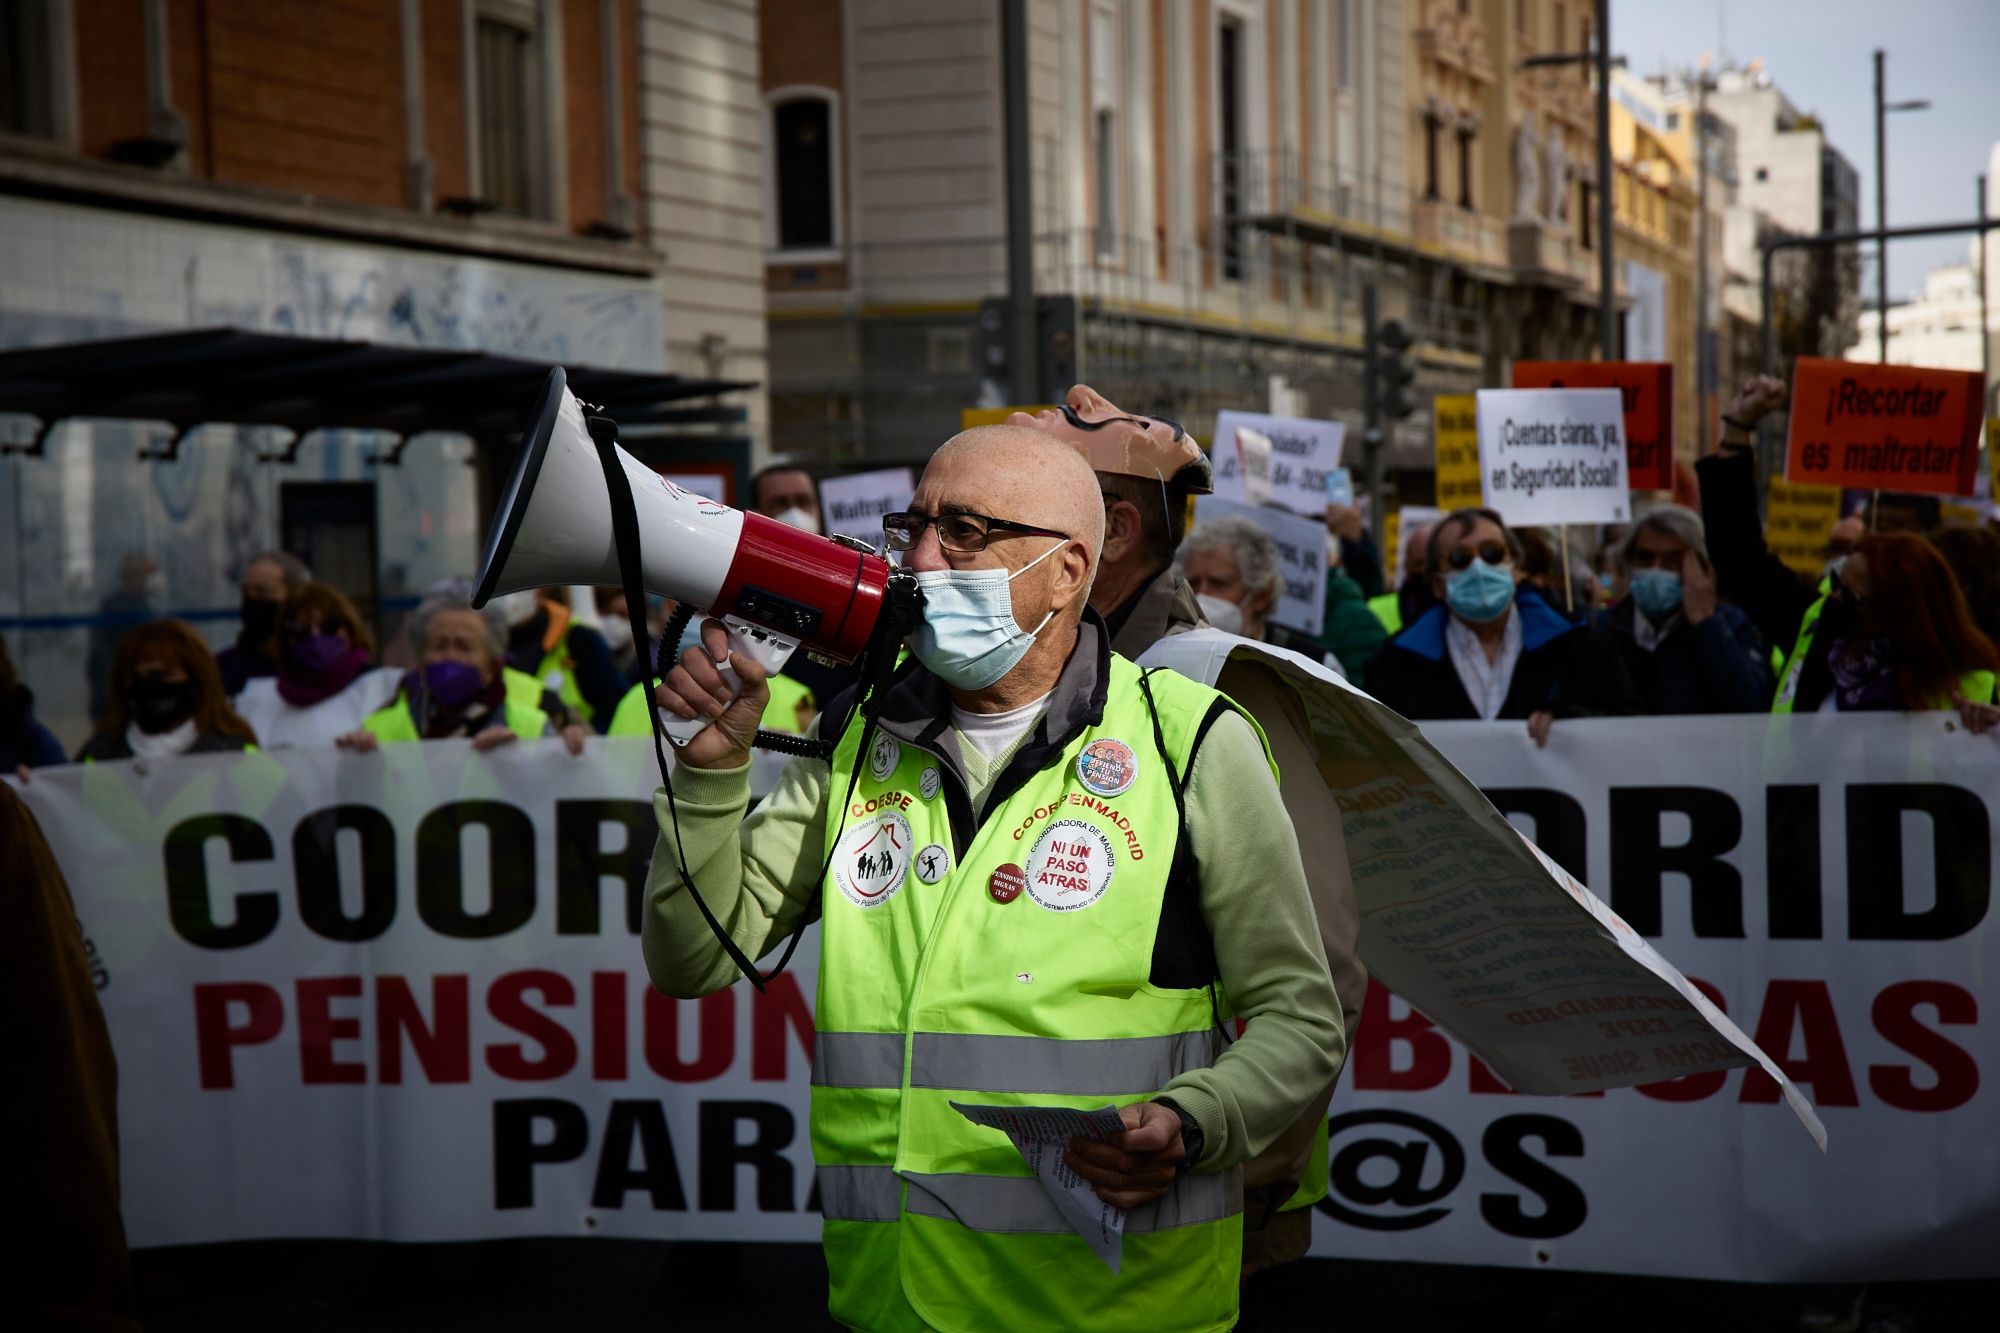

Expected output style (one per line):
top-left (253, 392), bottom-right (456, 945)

top-left (1025, 819), bottom-right (1116, 911)
top-left (1075, 738), bottom-right (1139, 797)
top-left (919, 767), bottom-right (941, 801)
top-left (988, 863), bottom-right (1026, 904)
top-left (869, 733), bottom-right (902, 782)
top-left (833, 812), bottom-right (913, 908)
top-left (913, 843), bottom-right (950, 884)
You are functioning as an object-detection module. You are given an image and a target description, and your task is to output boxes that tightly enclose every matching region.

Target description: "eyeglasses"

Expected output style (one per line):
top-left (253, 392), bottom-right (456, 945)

top-left (1058, 402), bottom-right (1187, 443)
top-left (1445, 542), bottom-right (1511, 571)
top-left (882, 509), bottom-right (1071, 555)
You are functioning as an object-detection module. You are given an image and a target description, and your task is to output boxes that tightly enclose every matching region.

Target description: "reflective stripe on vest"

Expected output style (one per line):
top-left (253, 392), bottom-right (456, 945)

top-left (812, 653), bottom-right (1261, 1333)
top-left (1771, 591), bottom-right (1830, 714)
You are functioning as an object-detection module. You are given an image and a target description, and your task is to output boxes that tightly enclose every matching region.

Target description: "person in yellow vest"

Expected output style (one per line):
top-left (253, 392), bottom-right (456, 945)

top-left (1017, 383), bottom-right (1365, 1278)
top-left (1773, 532), bottom-right (2000, 727)
top-left (645, 425), bottom-right (1344, 1332)
top-left (487, 586), bottom-right (626, 732)
top-left (337, 582), bottom-right (587, 753)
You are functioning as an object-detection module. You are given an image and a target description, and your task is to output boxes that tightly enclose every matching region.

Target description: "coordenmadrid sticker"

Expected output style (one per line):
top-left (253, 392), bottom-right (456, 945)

top-left (834, 812), bottom-right (913, 908)
top-left (1025, 819), bottom-right (1115, 911)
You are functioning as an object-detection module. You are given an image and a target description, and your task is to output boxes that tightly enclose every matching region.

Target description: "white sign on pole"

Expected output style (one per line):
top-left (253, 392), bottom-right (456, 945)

top-left (1475, 388), bottom-right (1631, 526)
top-left (817, 467), bottom-right (915, 550)
top-left (1211, 410), bottom-right (1346, 518)
top-left (1193, 495), bottom-right (1327, 638)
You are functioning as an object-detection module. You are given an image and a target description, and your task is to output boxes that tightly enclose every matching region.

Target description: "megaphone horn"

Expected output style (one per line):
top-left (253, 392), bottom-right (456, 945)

top-left (473, 368), bottom-right (895, 740)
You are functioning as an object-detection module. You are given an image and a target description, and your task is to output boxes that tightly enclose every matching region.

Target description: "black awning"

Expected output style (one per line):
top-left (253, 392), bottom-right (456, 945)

top-left (0, 327), bottom-right (753, 457)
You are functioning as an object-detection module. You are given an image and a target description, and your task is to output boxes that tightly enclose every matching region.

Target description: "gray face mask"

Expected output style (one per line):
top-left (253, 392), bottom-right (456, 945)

top-left (1195, 594), bottom-right (1244, 635)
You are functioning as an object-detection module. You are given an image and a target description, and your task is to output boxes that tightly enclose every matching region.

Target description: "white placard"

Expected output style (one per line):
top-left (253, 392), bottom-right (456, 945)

top-left (1193, 495), bottom-right (1327, 638)
top-left (1475, 388), bottom-right (1631, 526)
top-left (1211, 410), bottom-right (1346, 518)
top-left (818, 467), bottom-right (915, 550)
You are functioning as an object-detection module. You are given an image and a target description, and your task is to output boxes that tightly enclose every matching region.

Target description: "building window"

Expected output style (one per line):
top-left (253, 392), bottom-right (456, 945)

top-left (474, 2), bottom-right (547, 217)
top-left (1423, 109), bottom-right (1442, 202)
top-left (1579, 179), bottom-right (1592, 249)
top-left (769, 92), bottom-right (838, 253)
top-left (1217, 14), bottom-right (1247, 280)
top-left (1456, 125), bottom-right (1475, 210)
top-left (1335, 0), bottom-right (1353, 90)
top-left (2, 0), bottom-right (58, 137)
top-left (1092, 3), bottom-right (1121, 265)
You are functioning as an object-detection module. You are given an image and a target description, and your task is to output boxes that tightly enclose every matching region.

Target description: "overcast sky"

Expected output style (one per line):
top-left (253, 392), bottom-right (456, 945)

top-left (1612, 0), bottom-right (2000, 300)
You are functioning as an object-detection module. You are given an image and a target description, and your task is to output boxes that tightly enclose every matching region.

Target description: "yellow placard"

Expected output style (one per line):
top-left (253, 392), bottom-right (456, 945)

top-left (960, 405), bottom-right (1055, 429)
top-left (1434, 394), bottom-right (1482, 508)
top-left (1764, 477), bottom-right (1842, 579)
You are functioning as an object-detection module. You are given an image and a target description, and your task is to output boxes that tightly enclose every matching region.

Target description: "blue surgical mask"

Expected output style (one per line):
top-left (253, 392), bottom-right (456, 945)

top-left (909, 541), bottom-right (1064, 689)
top-left (1629, 568), bottom-right (1684, 620)
top-left (1444, 560), bottom-right (1517, 624)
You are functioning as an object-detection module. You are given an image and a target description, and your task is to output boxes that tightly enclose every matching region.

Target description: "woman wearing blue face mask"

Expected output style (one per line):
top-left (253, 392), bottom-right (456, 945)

top-left (1365, 507), bottom-right (1641, 746)
top-left (1598, 506), bottom-right (1772, 714)
top-left (338, 583), bottom-right (586, 754)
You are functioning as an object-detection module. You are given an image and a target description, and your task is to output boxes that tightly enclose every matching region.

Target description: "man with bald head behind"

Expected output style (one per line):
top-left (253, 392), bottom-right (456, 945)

top-left (644, 426), bottom-right (1343, 1332)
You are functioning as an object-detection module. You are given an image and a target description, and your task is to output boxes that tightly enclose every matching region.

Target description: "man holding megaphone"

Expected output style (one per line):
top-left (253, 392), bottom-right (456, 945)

top-left (642, 425), bottom-right (1343, 1332)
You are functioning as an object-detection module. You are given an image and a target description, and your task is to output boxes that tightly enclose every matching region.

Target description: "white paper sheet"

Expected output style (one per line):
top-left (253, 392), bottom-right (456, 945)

top-left (951, 1101), bottom-right (1129, 1269)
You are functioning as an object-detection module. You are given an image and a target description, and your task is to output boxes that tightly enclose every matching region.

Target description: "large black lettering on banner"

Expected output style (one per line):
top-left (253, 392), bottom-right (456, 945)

top-left (416, 801), bottom-right (537, 938)
top-left (293, 804), bottom-right (398, 942)
top-left (163, 813), bottom-right (278, 949)
top-left (1609, 787), bottom-right (1745, 938)
top-left (1845, 784), bottom-right (1991, 940)
top-left (1486, 788), bottom-right (1586, 882)
top-left (555, 799), bottom-right (653, 936)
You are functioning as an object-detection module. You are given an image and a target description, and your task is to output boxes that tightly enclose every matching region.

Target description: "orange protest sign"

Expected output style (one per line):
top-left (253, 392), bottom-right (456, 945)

top-left (1511, 361), bottom-right (1674, 492)
top-left (1783, 358), bottom-right (1985, 496)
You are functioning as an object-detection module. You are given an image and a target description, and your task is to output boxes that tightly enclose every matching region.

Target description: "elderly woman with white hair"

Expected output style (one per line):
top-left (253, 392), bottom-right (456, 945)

top-left (1600, 504), bottom-right (1772, 714)
top-left (1176, 514), bottom-right (1343, 671)
top-left (337, 581), bottom-right (587, 753)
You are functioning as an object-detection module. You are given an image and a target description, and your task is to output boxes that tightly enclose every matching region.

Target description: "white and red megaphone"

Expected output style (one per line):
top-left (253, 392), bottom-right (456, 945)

top-left (473, 368), bottom-right (901, 742)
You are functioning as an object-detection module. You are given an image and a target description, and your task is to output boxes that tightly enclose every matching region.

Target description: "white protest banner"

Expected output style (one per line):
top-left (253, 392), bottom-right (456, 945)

top-left (1475, 388), bottom-right (1630, 526)
top-left (1210, 410), bottom-right (1345, 517)
top-left (818, 467), bottom-right (914, 549)
top-left (1236, 426), bottom-right (1276, 505)
top-left (18, 708), bottom-right (2000, 1280)
top-left (1295, 714), bottom-right (1996, 1282)
top-left (1193, 495), bottom-right (1327, 638)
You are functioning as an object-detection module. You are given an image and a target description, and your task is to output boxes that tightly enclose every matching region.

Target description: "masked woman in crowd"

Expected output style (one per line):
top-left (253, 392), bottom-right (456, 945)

top-left (231, 583), bottom-right (401, 748)
top-left (1801, 533), bottom-right (2000, 732)
top-left (1176, 514), bottom-right (1350, 672)
top-left (336, 581), bottom-right (586, 754)
top-left (75, 619), bottom-right (258, 762)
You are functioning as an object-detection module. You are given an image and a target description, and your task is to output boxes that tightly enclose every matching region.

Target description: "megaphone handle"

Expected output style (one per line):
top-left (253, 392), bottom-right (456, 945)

top-left (661, 616), bottom-right (801, 746)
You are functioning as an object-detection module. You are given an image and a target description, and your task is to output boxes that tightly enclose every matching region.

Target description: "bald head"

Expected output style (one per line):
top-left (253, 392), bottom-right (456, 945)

top-left (925, 425), bottom-right (1106, 582)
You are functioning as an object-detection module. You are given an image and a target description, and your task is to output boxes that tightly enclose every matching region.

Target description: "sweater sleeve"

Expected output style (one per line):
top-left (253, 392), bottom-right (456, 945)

top-left (1694, 450), bottom-right (1815, 654)
top-left (641, 727), bottom-right (832, 999)
top-left (1158, 709), bottom-right (1346, 1174)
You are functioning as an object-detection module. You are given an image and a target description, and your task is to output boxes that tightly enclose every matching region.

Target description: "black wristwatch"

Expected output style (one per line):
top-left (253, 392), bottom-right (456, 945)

top-left (1155, 1097), bottom-right (1204, 1171)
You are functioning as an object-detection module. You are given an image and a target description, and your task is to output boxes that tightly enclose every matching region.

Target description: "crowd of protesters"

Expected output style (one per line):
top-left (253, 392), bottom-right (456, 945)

top-left (4, 372), bottom-right (1997, 782)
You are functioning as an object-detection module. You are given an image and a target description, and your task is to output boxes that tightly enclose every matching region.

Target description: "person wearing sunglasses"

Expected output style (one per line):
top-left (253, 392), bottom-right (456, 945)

top-left (1365, 506), bottom-right (1640, 746)
top-left (642, 424), bottom-right (1344, 1333)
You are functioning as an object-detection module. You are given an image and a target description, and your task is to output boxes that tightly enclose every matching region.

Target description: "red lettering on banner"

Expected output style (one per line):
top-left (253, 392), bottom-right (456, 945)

top-left (1870, 980), bottom-right (1979, 1112)
top-left (1740, 979), bottom-right (1859, 1107)
top-left (644, 988), bottom-right (734, 1082)
top-left (591, 972), bottom-right (628, 1081)
top-left (193, 981), bottom-right (284, 1090)
top-left (377, 975), bottom-right (471, 1084)
top-left (752, 973), bottom-right (815, 1082)
top-left (1636, 977), bottom-right (1732, 1102)
top-left (487, 970), bottom-right (579, 1080)
top-left (298, 977), bottom-right (367, 1084)
top-left (1351, 979), bottom-right (1450, 1091)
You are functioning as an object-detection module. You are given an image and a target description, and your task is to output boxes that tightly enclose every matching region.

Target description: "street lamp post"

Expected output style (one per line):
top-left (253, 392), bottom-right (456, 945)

top-left (1522, 0), bottom-right (1617, 362)
top-left (1873, 49), bottom-right (1932, 363)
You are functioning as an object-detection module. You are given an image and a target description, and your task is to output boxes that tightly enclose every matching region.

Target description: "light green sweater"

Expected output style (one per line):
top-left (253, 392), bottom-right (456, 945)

top-left (642, 705), bottom-right (1345, 1175)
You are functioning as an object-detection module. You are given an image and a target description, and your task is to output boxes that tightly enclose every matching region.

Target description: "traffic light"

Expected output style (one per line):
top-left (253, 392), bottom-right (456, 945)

top-left (1376, 319), bottom-right (1417, 423)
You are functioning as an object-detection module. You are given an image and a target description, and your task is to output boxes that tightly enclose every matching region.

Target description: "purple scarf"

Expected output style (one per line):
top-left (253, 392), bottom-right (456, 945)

top-left (277, 634), bottom-right (374, 707)
top-left (1828, 636), bottom-right (1898, 712)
